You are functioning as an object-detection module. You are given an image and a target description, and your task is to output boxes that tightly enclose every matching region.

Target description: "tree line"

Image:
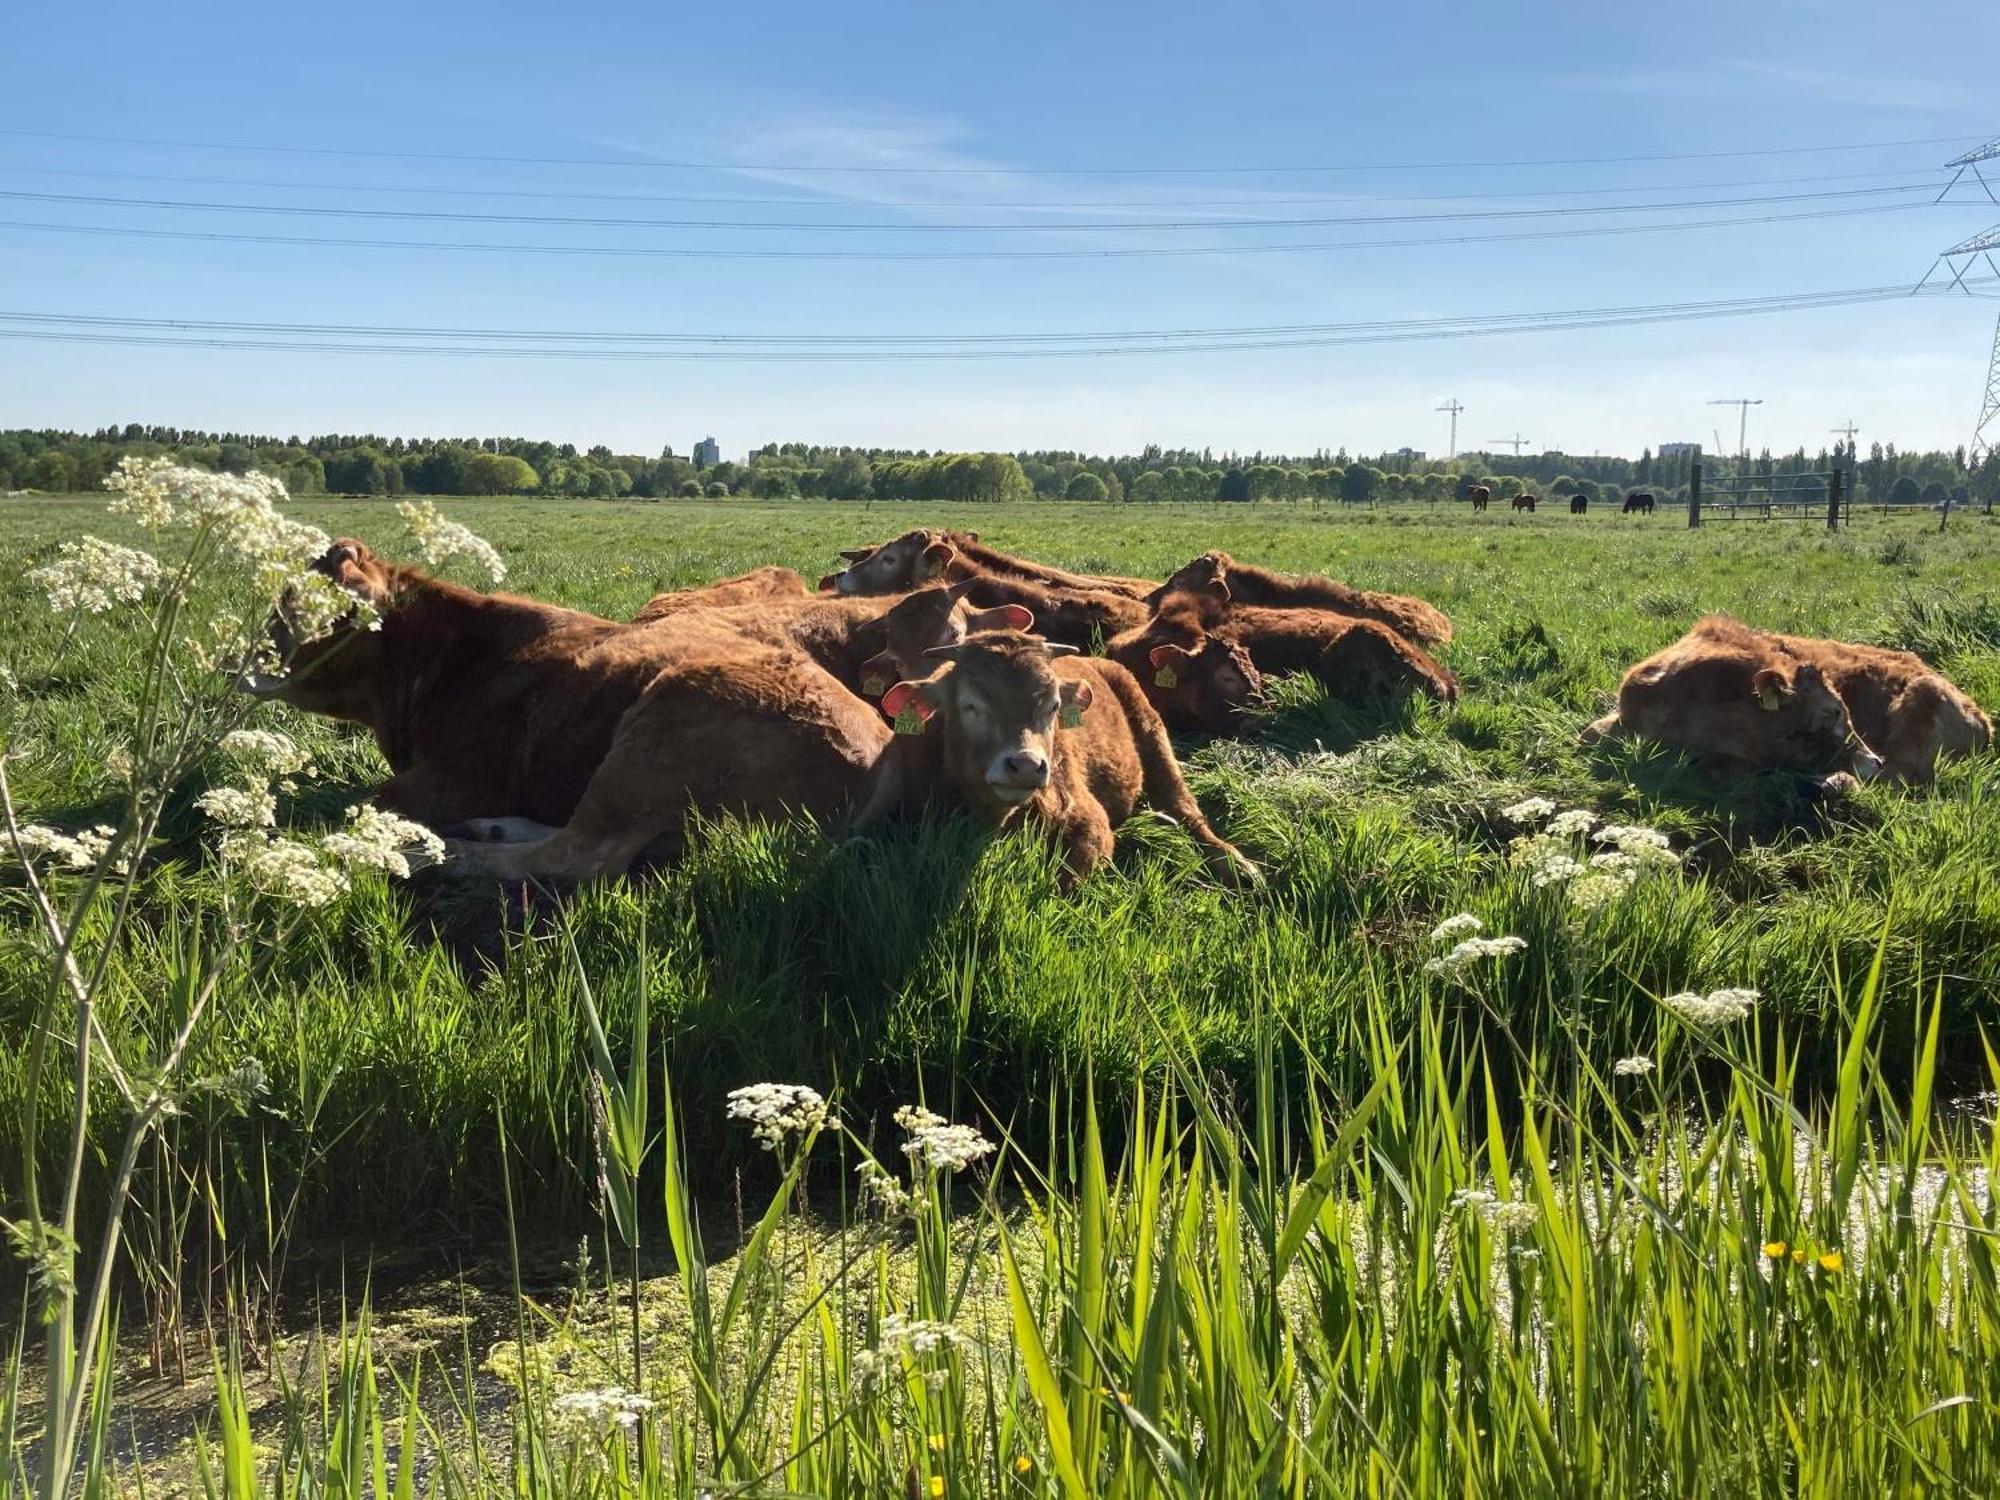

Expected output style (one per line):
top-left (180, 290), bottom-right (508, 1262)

top-left (3, 425), bottom-right (1994, 508)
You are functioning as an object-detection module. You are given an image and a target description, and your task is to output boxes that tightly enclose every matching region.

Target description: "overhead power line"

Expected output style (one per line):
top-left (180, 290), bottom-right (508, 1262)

top-left (0, 181), bottom-right (1950, 232)
top-left (0, 200), bottom-right (1935, 263)
top-left (0, 279), bottom-right (1982, 362)
top-left (0, 125), bottom-right (1982, 174)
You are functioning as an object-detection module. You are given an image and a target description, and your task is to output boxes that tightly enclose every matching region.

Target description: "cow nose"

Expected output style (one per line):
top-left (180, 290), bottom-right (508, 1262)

top-left (998, 750), bottom-right (1048, 787)
top-left (1851, 746), bottom-right (1885, 780)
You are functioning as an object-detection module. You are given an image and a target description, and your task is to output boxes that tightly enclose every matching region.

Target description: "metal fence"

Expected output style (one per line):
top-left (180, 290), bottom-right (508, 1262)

top-left (1688, 459), bottom-right (1845, 530)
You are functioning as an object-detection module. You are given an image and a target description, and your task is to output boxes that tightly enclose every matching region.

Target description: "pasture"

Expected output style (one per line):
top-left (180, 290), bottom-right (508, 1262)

top-left (4, 492), bottom-right (2000, 1494)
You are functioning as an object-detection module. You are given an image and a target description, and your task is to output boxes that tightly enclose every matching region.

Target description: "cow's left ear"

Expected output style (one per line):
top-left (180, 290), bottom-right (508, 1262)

top-left (1205, 578), bottom-right (1232, 602)
top-left (917, 541), bottom-right (955, 580)
top-left (967, 603), bottom-right (1033, 632)
top-left (1059, 678), bottom-right (1093, 727)
top-left (881, 678), bottom-right (941, 733)
top-left (316, 539), bottom-right (390, 606)
top-left (1751, 667), bottom-right (1791, 711)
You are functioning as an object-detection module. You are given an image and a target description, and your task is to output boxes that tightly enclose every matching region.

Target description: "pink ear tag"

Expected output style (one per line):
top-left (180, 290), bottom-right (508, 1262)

top-left (1059, 702), bottom-right (1084, 729)
top-left (1153, 665), bottom-right (1179, 689)
top-left (894, 705), bottom-right (927, 736)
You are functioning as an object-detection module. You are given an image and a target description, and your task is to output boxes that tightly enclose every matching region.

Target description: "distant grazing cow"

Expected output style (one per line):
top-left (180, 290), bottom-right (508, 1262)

top-left (831, 528), bottom-right (1155, 600)
top-left (254, 544), bottom-right (979, 878)
top-left (1583, 615), bottom-right (1991, 783)
top-left (1468, 485), bottom-right (1491, 512)
top-left (1622, 492), bottom-right (1656, 515)
top-left (869, 632), bottom-right (1258, 887)
top-left (1570, 494), bottom-right (1588, 515)
top-left (630, 565), bottom-right (813, 623)
top-left (1143, 549), bottom-right (1453, 646)
top-left (1512, 493), bottom-right (1538, 513)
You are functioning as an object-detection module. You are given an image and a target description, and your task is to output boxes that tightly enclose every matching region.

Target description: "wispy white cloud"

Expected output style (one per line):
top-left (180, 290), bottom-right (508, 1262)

top-left (1560, 58), bottom-right (1974, 112)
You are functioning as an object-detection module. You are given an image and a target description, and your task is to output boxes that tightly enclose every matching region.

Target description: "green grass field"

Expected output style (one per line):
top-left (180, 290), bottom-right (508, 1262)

top-left (5, 491), bottom-right (2000, 1494)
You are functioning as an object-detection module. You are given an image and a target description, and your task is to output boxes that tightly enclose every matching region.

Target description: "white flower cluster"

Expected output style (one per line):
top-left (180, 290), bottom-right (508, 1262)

top-left (549, 1386), bottom-right (654, 1433)
top-left (320, 804), bottom-right (444, 878)
top-left (1500, 797), bottom-right (1557, 824)
top-left (855, 1157), bottom-right (914, 1217)
top-left (397, 500), bottom-right (507, 585)
top-left (108, 458), bottom-right (329, 595)
top-left (725, 1082), bottom-right (830, 1150)
top-left (28, 537), bottom-right (163, 615)
top-left (223, 834), bottom-right (349, 908)
top-left (196, 783), bottom-right (279, 830)
top-left (1429, 913), bottom-right (1484, 944)
top-left (10, 823), bottom-right (118, 871)
top-left (1449, 1188), bottom-right (1539, 1234)
top-left (851, 1313), bottom-right (969, 1391)
top-left (1613, 1055), bottom-right (1655, 1078)
top-left (221, 728), bottom-right (314, 782)
top-left (1424, 934), bottom-right (1527, 978)
top-left (893, 1105), bottom-right (996, 1173)
top-left (1507, 806), bottom-right (1680, 913)
top-left (1661, 987), bottom-right (1760, 1028)
top-left (1546, 808), bottom-right (1599, 838)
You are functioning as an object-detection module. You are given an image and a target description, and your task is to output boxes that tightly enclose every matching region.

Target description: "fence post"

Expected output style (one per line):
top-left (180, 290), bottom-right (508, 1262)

top-left (1826, 464), bottom-right (1843, 531)
top-left (1687, 454), bottom-right (1703, 528)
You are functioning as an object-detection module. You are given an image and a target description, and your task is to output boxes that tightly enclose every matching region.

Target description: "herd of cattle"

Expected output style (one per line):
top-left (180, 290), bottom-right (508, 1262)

top-left (1464, 483), bottom-right (1656, 515)
top-left (257, 526), bottom-right (1992, 888)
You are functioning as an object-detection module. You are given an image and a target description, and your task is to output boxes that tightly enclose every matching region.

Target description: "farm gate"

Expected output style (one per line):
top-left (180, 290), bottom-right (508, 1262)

top-left (1686, 455), bottom-right (1847, 530)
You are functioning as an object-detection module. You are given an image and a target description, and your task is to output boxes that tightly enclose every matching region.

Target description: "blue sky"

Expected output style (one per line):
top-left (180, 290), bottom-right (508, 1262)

top-left (3, 0), bottom-right (1995, 460)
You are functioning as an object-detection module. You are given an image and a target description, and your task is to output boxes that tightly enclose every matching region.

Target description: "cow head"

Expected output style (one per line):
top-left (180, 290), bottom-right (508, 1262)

top-left (1143, 551), bottom-right (1233, 610)
top-left (856, 581), bottom-right (1036, 696)
top-left (1144, 636), bottom-right (1263, 731)
top-left (832, 529), bottom-right (955, 595)
top-left (245, 538), bottom-right (396, 720)
top-left (1750, 660), bottom-right (1883, 779)
top-left (879, 631), bottom-right (1087, 812)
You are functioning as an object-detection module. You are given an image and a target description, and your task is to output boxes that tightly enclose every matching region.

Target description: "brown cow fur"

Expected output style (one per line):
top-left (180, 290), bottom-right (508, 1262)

top-left (868, 632), bottom-right (1257, 888)
top-left (1143, 550), bottom-right (1453, 646)
top-left (1585, 615), bottom-right (1986, 782)
top-left (832, 528), bottom-right (1155, 600)
top-left (950, 574), bottom-right (1149, 650)
top-left (629, 566), bottom-right (812, 623)
top-left (1137, 592), bottom-right (1456, 707)
top-left (1103, 603), bottom-right (1265, 734)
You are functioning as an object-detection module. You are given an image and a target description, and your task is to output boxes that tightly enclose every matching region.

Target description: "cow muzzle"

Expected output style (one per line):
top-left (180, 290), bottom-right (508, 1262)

top-left (985, 748), bottom-right (1049, 803)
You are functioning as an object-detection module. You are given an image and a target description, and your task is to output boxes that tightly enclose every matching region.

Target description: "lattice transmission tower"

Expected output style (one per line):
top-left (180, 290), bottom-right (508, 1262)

top-left (1916, 138), bottom-right (2000, 464)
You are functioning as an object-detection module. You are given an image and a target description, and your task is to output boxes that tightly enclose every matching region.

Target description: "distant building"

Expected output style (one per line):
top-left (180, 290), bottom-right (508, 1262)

top-left (693, 436), bottom-right (720, 469)
top-left (1391, 447), bottom-right (1426, 462)
top-left (1657, 442), bottom-right (1700, 458)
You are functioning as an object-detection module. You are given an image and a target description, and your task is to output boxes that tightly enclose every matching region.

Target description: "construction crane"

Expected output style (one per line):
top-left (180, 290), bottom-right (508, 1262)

top-left (1708, 398), bottom-right (1763, 461)
top-left (1435, 399), bottom-right (1465, 459)
top-left (1486, 433), bottom-right (1533, 457)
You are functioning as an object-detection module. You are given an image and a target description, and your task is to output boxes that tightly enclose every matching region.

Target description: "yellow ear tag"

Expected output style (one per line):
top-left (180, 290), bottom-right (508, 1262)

top-left (862, 674), bottom-right (887, 697)
top-left (1153, 665), bottom-right (1179, 689)
top-left (894, 705), bottom-right (927, 736)
top-left (1059, 702), bottom-right (1084, 729)
top-left (1758, 688), bottom-right (1782, 712)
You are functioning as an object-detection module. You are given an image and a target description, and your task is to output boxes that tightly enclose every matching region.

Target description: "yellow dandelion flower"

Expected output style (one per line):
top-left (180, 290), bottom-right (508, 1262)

top-left (928, 1435), bottom-right (946, 1452)
top-left (1762, 1241), bottom-right (1787, 1259)
top-left (1818, 1251), bottom-right (1843, 1273)
top-left (1013, 1454), bottom-right (1034, 1475)
top-left (1791, 1248), bottom-right (1808, 1265)
top-left (929, 1478), bottom-right (946, 1498)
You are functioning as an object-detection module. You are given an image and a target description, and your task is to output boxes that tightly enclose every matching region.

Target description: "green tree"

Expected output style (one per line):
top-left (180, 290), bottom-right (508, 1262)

top-left (464, 452), bottom-right (539, 495)
top-left (1065, 472), bottom-right (1109, 502)
top-left (1339, 464), bottom-right (1380, 505)
top-left (1129, 470), bottom-right (1164, 503)
top-left (705, 480), bottom-right (729, 498)
top-left (1888, 474), bottom-right (1922, 506)
top-left (1218, 467), bottom-right (1251, 503)
top-left (821, 450), bottom-right (873, 501)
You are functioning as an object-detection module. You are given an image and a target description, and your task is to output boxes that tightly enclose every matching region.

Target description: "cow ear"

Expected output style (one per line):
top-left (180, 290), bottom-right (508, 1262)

top-left (839, 548), bottom-right (872, 562)
top-left (1061, 678), bottom-right (1094, 711)
top-left (1751, 667), bottom-right (1791, 710)
top-left (1205, 578), bottom-right (1231, 602)
top-left (857, 651), bottom-right (898, 697)
top-left (317, 539), bottom-right (388, 605)
top-left (1148, 643), bottom-right (1194, 670)
top-left (881, 679), bottom-right (940, 722)
top-left (967, 603), bottom-right (1033, 632)
top-left (918, 542), bottom-right (955, 580)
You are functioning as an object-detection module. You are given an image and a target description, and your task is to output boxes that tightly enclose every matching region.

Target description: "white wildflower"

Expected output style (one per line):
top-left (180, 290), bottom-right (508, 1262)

top-left (321, 804), bottom-right (444, 879)
top-left (1546, 808), bottom-right (1598, 838)
top-left (196, 784), bottom-right (277, 830)
top-left (550, 1386), bottom-right (654, 1433)
top-left (726, 1083), bottom-right (830, 1151)
top-left (1500, 797), bottom-right (1556, 825)
top-left (11, 823), bottom-right (117, 871)
top-left (1567, 871), bottom-right (1634, 911)
top-left (397, 500), bottom-right (506, 584)
top-left (220, 729), bottom-right (312, 781)
top-left (1595, 824), bottom-right (1681, 868)
top-left (105, 455), bottom-right (179, 529)
top-left (29, 537), bottom-right (162, 614)
top-left (853, 1313), bottom-right (969, 1391)
top-left (1613, 1056), bottom-right (1655, 1078)
top-left (856, 1158), bottom-right (914, 1217)
top-left (1424, 934), bottom-right (1527, 978)
top-left (894, 1105), bottom-right (995, 1173)
top-left (1430, 913), bottom-right (1483, 944)
top-left (1529, 853), bottom-right (1585, 888)
top-left (1661, 987), bottom-right (1759, 1027)
top-left (1450, 1188), bottom-right (1536, 1234)
top-left (223, 834), bottom-right (348, 907)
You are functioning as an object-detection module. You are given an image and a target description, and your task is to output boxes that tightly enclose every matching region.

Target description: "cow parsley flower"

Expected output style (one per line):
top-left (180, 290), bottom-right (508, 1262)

top-left (397, 500), bottom-right (507, 584)
top-left (1424, 934), bottom-right (1527, 977)
top-left (1500, 797), bottom-right (1556, 825)
top-left (894, 1105), bottom-right (995, 1173)
top-left (105, 455), bottom-right (180, 529)
top-left (1546, 808), bottom-right (1598, 838)
top-left (1567, 871), bottom-right (1633, 911)
top-left (726, 1083), bottom-right (830, 1150)
top-left (1430, 913), bottom-right (1484, 944)
top-left (1449, 1189), bottom-right (1538, 1234)
top-left (852, 1314), bottom-right (969, 1391)
top-left (10, 823), bottom-right (117, 871)
top-left (196, 784), bottom-right (278, 830)
top-left (550, 1387), bottom-right (654, 1433)
top-left (856, 1158), bottom-right (914, 1217)
top-left (1613, 1056), bottom-right (1655, 1078)
top-left (29, 537), bottom-right (163, 615)
top-left (1595, 825), bottom-right (1680, 869)
top-left (322, 804), bottom-right (445, 879)
top-left (1528, 853), bottom-right (1585, 888)
top-left (223, 834), bottom-right (349, 907)
top-left (220, 729), bottom-right (313, 782)
top-left (1661, 987), bottom-right (1759, 1027)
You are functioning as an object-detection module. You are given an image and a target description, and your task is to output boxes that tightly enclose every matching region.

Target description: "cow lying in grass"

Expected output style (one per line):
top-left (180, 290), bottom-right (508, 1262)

top-left (1143, 550), bottom-right (1453, 647)
top-left (831, 528), bottom-right (1155, 600)
top-left (868, 631), bottom-right (1259, 889)
top-left (630, 565), bottom-right (815, 622)
top-left (947, 573), bottom-right (1149, 651)
top-left (1583, 615), bottom-right (1991, 783)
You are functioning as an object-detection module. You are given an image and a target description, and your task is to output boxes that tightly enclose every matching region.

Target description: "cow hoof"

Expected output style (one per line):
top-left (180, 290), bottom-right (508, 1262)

top-left (1818, 771), bottom-right (1861, 797)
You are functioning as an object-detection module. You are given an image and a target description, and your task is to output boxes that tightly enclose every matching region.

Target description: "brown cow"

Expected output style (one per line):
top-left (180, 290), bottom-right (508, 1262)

top-left (950, 573), bottom-right (1149, 651)
top-left (1512, 493), bottom-right (1538, 513)
top-left (630, 565), bottom-right (812, 623)
top-left (1142, 550), bottom-right (1453, 647)
top-left (1102, 601), bottom-right (1265, 734)
top-left (868, 632), bottom-right (1258, 888)
top-left (1468, 485), bottom-right (1491, 512)
top-left (831, 528), bottom-right (1155, 600)
top-left (1578, 615), bottom-right (1992, 782)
